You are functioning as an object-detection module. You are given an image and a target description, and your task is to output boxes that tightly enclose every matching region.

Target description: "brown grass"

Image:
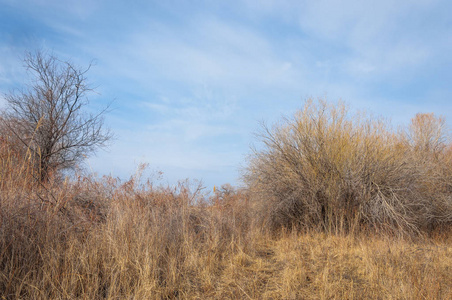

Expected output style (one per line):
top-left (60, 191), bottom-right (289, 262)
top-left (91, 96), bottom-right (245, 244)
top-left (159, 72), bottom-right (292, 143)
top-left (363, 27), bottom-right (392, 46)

top-left (1, 99), bottom-right (452, 299)
top-left (1, 176), bottom-right (451, 299)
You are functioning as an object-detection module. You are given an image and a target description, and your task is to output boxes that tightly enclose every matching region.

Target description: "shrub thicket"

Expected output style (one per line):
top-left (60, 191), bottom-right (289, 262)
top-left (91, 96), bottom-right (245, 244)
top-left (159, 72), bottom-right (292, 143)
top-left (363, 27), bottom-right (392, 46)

top-left (244, 99), bottom-right (452, 236)
top-left (1, 98), bottom-right (452, 298)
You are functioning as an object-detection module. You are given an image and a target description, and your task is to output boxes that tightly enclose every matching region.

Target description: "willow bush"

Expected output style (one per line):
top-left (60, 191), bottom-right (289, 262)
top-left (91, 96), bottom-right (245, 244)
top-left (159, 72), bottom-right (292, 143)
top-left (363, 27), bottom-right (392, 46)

top-left (245, 99), bottom-right (452, 236)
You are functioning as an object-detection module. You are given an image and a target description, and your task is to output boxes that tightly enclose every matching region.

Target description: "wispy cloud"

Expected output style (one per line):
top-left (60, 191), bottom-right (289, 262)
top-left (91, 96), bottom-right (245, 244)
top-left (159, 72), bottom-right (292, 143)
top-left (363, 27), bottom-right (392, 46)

top-left (1, 0), bottom-right (451, 187)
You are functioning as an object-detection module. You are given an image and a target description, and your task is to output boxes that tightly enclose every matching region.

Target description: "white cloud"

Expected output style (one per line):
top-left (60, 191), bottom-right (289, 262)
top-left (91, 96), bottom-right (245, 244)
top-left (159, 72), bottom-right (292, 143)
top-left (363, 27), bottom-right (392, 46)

top-left (87, 15), bottom-right (304, 94)
top-left (236, 0), bottom-right (448, 80)
top-left (2, 0), bottom-right (451, 188)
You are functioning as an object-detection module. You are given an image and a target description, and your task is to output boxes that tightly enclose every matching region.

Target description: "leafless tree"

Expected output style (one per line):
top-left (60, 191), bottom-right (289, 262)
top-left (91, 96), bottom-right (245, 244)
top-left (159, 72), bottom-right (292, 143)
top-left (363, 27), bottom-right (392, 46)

top-left (2, 50), bottom-right (112, 182)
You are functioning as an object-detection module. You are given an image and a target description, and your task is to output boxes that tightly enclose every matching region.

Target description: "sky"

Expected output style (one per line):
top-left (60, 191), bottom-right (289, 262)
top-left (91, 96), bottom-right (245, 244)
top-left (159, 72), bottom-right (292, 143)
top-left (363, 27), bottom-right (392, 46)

top-left (0, 0), bottom-right (451, 189)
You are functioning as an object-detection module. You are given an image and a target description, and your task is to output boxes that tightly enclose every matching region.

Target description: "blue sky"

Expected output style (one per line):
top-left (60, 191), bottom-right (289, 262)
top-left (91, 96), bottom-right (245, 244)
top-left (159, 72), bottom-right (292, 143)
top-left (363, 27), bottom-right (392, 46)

top-left (1, 0), bottom-right (451, 189)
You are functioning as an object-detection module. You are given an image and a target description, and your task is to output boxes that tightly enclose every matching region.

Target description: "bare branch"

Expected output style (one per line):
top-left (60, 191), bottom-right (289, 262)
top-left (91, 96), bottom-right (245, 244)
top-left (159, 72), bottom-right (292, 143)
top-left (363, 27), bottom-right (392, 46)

top-left (3, 50), bottom-right (113, 182)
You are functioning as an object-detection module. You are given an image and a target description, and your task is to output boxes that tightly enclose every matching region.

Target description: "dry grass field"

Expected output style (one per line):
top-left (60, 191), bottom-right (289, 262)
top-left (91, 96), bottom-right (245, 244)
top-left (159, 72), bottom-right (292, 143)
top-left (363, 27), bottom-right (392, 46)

top-left (1, 176), bottom-right (451, 299)
top-left (1, 100), bottom-right (451, 299)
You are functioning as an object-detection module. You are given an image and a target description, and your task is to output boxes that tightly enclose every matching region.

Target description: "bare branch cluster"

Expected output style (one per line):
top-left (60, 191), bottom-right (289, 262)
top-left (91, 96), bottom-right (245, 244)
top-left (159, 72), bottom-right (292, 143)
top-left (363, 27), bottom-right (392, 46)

top-left (1, 50), bottom-right (112, 182)
top-left (244, 99), bottom-right (452, 236)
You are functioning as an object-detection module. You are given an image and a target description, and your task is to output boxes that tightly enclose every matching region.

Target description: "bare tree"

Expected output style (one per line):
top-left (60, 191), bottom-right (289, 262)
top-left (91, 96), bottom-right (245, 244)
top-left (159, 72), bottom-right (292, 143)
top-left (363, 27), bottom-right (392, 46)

top-left (2, 50), bottom-right (112, 182)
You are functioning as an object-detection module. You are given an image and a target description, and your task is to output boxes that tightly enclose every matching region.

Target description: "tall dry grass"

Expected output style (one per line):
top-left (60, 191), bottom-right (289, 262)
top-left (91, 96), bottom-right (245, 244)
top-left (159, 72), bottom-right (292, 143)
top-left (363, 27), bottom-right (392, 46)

top-left (0, 160), bottom-right (255, 298)
top-left (1, 173), bottom-right (451, 299)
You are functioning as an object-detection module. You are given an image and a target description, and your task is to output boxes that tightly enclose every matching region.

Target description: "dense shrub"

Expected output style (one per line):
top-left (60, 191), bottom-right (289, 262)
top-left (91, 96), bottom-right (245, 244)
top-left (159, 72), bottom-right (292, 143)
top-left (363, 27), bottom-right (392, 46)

top-left (244, 99), bottom-right (452, 236)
